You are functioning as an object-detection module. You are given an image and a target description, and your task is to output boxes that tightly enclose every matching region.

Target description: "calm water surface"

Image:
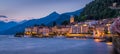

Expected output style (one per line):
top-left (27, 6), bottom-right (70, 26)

top-left (0, 35), bottom-right (115, 54)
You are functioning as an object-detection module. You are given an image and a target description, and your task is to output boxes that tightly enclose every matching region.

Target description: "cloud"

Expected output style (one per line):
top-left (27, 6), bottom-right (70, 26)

top-left (0, 15), bottom-right (8, 18)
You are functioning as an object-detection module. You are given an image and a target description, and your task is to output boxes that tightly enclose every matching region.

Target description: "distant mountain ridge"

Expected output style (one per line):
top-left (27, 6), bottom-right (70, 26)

top-left (0, 21), bottom-right (18, 32)
top-left (0, 9), bottom-right (83, 35)
top-left (0, 12), bottom-right (60, 34)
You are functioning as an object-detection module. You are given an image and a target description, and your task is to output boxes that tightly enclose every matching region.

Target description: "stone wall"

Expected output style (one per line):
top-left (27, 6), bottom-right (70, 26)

top-left (113, 36), bottom-right (120, 54)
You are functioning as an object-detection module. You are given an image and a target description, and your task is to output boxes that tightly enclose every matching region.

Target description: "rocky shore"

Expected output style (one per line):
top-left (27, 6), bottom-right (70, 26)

top-left (113, 36), bottom-right (120, 54)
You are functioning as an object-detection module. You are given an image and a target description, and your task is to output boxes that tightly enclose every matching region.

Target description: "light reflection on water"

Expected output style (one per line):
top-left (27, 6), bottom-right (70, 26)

top-left (0, 36), bottom-right (116, 54)
top-left (94, 39), bottom-right (102, 42)
top-left (67, 38), bottom-right (87, 40)
top-left (106, 42), bottom-right (112, 46)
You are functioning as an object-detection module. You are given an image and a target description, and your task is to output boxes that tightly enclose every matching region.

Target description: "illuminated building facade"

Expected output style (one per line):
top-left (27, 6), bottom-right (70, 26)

top-left (70, 15), bottom-right (74, 23)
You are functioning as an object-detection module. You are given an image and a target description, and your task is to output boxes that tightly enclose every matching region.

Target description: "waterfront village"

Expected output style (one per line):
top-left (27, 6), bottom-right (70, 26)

top-left (24, 16), bottom-right (118, 38)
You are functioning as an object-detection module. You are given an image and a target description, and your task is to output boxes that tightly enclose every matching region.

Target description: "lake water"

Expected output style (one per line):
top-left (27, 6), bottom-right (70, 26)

top-left (0, 35), bottom-right (115, 54)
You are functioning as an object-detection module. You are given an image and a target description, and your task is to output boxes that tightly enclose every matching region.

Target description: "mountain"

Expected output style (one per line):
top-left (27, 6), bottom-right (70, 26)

top-left (63, 9), bottom-right (83, 16)
top-left (0, 21), bottom-right (6, 26)
top-left (19, 20), bottom-right (28, 24)
top-left (0, 9), bottom-right (83, 35)
top-left (78, 0), bottom-right (120, 21)
top-left (0, 12), bottom-right (60, 34)
top-left (54, 9), bottom-right (83, 25)
top-left (0, 21), bottom-right (18, 32)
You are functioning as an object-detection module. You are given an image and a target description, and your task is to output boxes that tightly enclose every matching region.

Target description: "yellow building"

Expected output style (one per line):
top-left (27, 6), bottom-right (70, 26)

top-left (70, 15), bottom-right (74, 23)
top-left (24, 27), bottom-right (32, 36)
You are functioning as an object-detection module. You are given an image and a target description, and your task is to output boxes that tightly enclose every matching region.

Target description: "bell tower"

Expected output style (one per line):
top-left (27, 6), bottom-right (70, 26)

top-left (70, 15), bottom-right (74, 23)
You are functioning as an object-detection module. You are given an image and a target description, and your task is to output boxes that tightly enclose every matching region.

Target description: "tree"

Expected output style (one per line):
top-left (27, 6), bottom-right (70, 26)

top-left (40, 23), bottom-right (46, 26)
top-left (110, 17), bottom-right (120, 36)
top-left (74, 15), bottom-right (79, 22)
top-left (79, 0), bottom-right (120, 21)
top-left (61, 20), bottom-right (69, 26)
top-left (53, 21), bottom-right (56, 27)
top-left (34, 24), bottom-right (39, 26)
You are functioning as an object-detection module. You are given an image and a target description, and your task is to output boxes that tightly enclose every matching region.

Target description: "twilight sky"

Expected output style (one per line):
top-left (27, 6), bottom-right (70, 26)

top-left (0, 0), bottom-right (93, 22)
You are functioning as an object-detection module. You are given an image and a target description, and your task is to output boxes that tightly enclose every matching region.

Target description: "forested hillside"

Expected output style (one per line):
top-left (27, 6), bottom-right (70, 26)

top-left (77, 0), bottom-right (120, 21)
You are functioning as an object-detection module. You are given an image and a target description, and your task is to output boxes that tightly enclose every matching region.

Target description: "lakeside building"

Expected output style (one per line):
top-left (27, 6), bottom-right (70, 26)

top-left (24, 16), bottom-right (117, 38)
top-left (24, 27), bottom-right (33, 36)
top-left (25, 26), bottom-right (50, 37)
top-left (53, 26), bottom-right (71, 36)
top-left (69, 23), bottom-right (89, 34)
top-left (38, 27), bottom-right (50, 36)
top-left (32, 26), bottom-right (39, 34)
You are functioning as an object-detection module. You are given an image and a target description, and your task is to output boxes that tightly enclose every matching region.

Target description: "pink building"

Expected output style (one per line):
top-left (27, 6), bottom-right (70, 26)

top-left (69, 24), bottom-right (89, 34)
top-left (56, 26), bottom-right (70, 35)
top-left (37, 26), bottom-right (50, 36)
top-left (32, 26), bottom-right (39, 34)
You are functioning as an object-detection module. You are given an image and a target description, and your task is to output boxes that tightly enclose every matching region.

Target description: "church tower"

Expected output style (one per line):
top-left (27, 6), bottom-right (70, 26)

top-left (70, 15), bottom-right (74, 23)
